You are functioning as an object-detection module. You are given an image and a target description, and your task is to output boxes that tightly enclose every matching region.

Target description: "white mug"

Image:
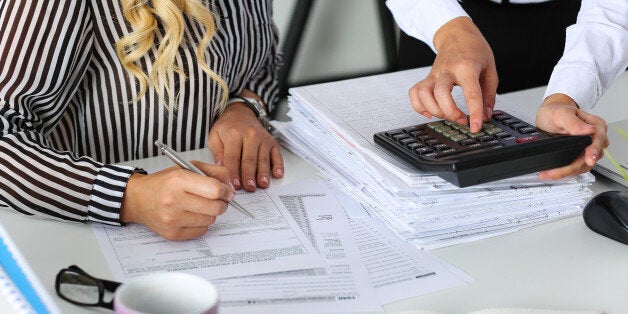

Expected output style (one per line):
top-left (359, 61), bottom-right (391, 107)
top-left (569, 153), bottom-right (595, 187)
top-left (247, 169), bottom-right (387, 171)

top-left (114, 272), bottom-right (219, 314)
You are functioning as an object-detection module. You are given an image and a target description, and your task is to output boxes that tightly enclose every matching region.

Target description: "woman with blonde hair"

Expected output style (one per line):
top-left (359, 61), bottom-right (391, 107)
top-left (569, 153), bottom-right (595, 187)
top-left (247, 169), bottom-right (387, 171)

top-left (0, 0), bottom-right (283, 240)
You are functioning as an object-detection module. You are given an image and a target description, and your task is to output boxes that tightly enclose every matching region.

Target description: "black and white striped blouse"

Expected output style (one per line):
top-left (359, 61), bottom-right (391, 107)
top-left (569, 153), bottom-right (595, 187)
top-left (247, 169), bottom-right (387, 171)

top-left (0, 1), bottom-right (280, 225)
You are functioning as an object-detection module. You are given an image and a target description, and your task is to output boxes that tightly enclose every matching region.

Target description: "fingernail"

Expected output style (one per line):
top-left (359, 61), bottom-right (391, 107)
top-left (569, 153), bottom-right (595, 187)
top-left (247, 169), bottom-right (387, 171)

top-left (486, 107), bottom-right (493, 119)
top-left (228, 181), bottom-right (235, 192)
top-left (233, 177), bottom-right (241, 189)
top-left (276, 169), bottom-right (284, 177)
top-left (216, 160), bottom-right (223, 166)
top-left (471, 121), bottom-right (481, 133)
top-left (591, 154), bottom-right (598, 160)
top-left (261, 176), bottom-right (269, 185)
top-left (247, 178), bottom-right (256, 188)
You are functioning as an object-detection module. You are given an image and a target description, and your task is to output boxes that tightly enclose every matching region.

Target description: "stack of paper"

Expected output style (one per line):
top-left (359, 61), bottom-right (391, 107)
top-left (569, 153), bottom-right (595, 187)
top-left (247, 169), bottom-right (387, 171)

top-left (95, 179), bottom-right (472, 313)
top-left (274, 68), bottom-right (594, 249)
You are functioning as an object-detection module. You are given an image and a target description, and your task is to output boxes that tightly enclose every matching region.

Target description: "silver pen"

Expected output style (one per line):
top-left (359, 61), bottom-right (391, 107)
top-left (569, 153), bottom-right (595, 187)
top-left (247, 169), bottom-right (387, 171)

top-left (154, 140), bottom-right (255, 219)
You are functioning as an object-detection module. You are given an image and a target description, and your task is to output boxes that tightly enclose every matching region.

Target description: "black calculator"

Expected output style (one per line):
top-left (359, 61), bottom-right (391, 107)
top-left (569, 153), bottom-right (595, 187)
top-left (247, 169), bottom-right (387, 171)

top-left (373, 110), bottom-right (591, 187)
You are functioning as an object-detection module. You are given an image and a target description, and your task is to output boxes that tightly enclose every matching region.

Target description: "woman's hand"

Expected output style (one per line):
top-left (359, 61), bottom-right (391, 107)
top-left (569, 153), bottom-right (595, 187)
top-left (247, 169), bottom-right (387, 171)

top-left (535, 93), bottom-right (609, 180)
top-left (208, 94), bottom-right (284, 192)
top-left (409, 17), bottom-right (498, 133)
top-left (120, 162), bottom-right (234, 241)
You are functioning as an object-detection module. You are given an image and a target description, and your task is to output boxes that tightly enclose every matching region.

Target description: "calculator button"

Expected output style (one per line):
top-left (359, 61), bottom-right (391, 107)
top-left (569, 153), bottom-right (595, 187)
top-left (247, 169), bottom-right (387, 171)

top-left (407, 142), bottom-right (425, 149)
top-left (427, 122), bottom-right (445, 129)
top-left (516, 136), bottom-right (540, 144)
top-left (501, 118), bottom-right (518, 126)
top-left (509, 122), bottom-right (528, 130)
top-left (425, 139), bottom-right (441, 146)
top-left (478, 135), bottom-right (495, 142)
top-left (443, 130), bottom-right (460, 137)
top-left (434, 125), bottom-right (452, 133)
top-left (450, 134), bottom-right (469, 141)
top-left (459, 139), bottom-right (477, 146)
top-left (434, 148), bottom-right (460, 158)
top-left (493, 132), bottom-right (511, 139)
top-left (458, 125), bottom-right (471, 133)
top-left (484, 127), bottom-right (503, 135)
top-left (432, 144), bottom-right (450, 151)
top-left (467, 132), bottom-right (486, 139)
top-left (400, 138), bottom-right (417, 145)
top-left (386, 131), bottom-right (403, 137)
top-left (518, 127), bottom-right (538, 134)
top-left (482, 123), bottom-right (495, 130)
top-left (414, 147), bottom-right (434, 155)
top-left (492, 114), bottom-right (509, 121)
top-left (480, 140), bottom-right (502, 147)
top-left (410, 130), bottom-right (427, 137)
top-left (393, 133), bottom-right (411, 140)
top-left (417, 135), bottom-right (432, 141)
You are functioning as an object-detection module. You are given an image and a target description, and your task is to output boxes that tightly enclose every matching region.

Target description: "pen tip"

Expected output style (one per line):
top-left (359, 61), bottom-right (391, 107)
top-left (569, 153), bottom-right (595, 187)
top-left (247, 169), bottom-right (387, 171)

top-left (154, 140), bottom-right (163, 148)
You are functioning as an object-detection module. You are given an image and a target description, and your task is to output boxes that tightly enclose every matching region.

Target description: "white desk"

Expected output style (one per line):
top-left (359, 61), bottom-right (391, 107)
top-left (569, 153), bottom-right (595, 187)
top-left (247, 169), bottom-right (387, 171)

top-left (1, 72), bottom-right (627, 314)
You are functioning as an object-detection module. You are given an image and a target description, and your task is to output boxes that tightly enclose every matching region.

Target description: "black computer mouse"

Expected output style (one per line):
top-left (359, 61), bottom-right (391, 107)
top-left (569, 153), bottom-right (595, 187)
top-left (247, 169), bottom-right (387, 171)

top-left (583, 190), bottom-right (628, 245)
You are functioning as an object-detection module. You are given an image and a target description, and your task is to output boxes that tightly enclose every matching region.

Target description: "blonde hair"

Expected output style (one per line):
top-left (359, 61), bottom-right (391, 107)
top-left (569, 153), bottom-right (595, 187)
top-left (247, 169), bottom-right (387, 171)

top-left (116, 0), bottom-right (229, 113)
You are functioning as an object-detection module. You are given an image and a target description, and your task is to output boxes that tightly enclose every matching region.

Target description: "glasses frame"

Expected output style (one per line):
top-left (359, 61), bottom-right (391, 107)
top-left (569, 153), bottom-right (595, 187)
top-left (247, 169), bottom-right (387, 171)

top-left (55, 265), bottom-right (121, 310)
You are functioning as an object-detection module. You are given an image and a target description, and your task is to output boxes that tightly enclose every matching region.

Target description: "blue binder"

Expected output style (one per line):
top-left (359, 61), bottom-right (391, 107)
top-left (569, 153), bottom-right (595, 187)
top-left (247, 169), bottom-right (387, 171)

top-left (0, 222), bottom-right (58, 314)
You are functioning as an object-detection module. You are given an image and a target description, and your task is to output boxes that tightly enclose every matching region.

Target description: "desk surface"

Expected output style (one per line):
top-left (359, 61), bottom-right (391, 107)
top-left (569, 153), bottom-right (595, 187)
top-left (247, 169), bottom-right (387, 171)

top-left (1, 72), bottom-right (627, 314)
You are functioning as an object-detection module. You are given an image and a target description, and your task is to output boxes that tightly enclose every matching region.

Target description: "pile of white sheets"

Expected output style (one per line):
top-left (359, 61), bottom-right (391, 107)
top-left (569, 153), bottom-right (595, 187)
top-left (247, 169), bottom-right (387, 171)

top-left (274, 68), bottom-right (594, 249)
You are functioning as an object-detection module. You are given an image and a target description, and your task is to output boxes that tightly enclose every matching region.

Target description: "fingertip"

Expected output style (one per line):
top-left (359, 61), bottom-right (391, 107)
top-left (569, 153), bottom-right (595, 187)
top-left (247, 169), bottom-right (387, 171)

top-left (538, 171), bottom-right (551, 180)
top-left (259, 175), bottom-right (270, 188)
top-left (274, 168), bottom-right (284, 178)
top-left (232, 177), bottom-right (241, 190)
top-left (226, 189), bottom-right (235, 202)
top-left (245, 178), bottom-right (256, 191)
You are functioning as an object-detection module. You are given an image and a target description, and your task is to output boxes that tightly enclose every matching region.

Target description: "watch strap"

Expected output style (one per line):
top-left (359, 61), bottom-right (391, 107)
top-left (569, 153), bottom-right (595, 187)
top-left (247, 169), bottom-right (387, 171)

top-left (226, 96), bottom-right (272, 132)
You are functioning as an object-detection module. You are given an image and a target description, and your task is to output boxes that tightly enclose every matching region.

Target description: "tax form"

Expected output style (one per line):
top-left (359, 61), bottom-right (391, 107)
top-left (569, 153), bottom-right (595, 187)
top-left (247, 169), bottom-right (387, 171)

top-left (214, 180), bottom-right (470, 313)
top-left (213, 180), bottom-right (382, 314)
top-left (92, 188), bottom-right (324, 280)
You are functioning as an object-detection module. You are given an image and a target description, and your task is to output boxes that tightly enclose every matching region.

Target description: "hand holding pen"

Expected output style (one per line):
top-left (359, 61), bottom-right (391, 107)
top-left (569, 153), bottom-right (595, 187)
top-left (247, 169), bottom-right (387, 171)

top-left (155, 141), bottom-right (255, 218)
top-left (119, 142), bottom-right (247, 241)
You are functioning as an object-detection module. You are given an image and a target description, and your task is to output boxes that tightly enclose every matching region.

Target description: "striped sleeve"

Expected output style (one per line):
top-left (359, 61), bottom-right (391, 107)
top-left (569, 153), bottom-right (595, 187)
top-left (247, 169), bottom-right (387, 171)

top-left (0, 1), bottom-right (134, 225)
top-left (243, 4), bottom-right (282, 113)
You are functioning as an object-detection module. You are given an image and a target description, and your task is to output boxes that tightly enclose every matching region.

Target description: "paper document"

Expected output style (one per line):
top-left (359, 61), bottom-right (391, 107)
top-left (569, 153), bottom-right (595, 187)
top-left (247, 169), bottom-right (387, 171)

top-left (594, 118), bottom-right (628, 187)
top-left (213, 180), bottom-right (382, 314)
top-left (277, 68), bottom-right (594, 249)
top-left (93, 188), bottom-right (324, 280)
top-left (213, 179), bottom-right (470, 314)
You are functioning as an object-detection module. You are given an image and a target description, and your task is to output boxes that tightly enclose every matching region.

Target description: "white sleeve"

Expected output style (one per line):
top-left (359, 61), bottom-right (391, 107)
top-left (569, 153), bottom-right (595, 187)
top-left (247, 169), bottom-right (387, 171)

top-left (385, 0), bottom-right (469, 52)
top-left (544, 0), bottom-right (628, 110)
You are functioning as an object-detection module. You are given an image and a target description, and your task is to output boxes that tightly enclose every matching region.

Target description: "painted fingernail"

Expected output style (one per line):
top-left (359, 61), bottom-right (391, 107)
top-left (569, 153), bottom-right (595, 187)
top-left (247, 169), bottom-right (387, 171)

top-left (233, 177), bottom-right (241, 189)
top-left (276, 169), bottom-right (284, 177)
top-left (261, 176), bottom-right (269, 185)
top-left (247, 178), bottom-right (256, 188)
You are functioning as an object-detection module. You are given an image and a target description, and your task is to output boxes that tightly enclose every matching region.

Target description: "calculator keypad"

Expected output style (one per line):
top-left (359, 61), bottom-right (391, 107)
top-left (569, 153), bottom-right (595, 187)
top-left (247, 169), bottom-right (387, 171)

top-left (381, 110), bottom-right (542, 160)
top-left (373, 110), bottom-right (592, 187)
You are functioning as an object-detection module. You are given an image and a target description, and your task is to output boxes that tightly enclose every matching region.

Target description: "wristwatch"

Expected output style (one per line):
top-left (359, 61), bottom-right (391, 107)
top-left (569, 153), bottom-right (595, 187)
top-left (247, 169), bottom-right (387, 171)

top-left (227, 96), bottom-right (272, 132)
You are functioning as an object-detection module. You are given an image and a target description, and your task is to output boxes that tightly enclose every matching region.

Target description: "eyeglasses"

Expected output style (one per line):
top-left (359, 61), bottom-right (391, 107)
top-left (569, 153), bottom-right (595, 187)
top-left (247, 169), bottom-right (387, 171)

top-left (55, 265), bottom-right (121, 310)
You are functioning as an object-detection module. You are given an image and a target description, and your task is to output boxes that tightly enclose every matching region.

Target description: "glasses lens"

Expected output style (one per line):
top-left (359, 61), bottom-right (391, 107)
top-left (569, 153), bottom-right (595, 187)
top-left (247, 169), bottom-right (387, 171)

top-left (58, 270), bottom-right (101, 305)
